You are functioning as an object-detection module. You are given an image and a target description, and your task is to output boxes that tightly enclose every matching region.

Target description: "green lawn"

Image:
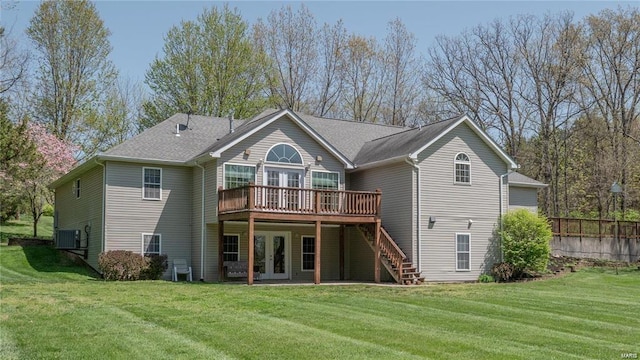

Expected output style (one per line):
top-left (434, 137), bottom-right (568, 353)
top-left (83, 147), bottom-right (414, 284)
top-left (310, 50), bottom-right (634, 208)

top-left (0, 215), bottom-right (53, 243)
top-left (1, 245), bottom-right (639, 360)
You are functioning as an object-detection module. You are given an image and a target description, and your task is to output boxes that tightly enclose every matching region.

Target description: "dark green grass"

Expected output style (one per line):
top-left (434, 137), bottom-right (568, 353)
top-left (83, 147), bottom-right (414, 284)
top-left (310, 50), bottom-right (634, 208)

top-left (0, 215), bottom-right (53, 243)
top-left (1, 245), bottom-right (639, 359)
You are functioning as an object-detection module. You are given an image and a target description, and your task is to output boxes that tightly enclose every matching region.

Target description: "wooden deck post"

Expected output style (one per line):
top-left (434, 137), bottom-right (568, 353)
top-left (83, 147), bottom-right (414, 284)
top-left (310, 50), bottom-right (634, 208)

top-left (247, 216), bottom-right (254, 285)
top-left (218, 221), bottom-right (224, 281)
top-left (374, 219), bottom-right (381, 283)
top-left (314, 220), bottom-right (321, 284)
top-left (248, 182), bottom-right (255, 210)
top-left (339, 225), bottom-right (345, 281)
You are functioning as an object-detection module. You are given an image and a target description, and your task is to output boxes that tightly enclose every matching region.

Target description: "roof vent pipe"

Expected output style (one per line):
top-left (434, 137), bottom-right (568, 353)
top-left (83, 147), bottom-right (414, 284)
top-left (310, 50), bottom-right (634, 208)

top-left (175, 123), bottom-right (180, 137)
top-left (228, 110), bottom-right (235, 134)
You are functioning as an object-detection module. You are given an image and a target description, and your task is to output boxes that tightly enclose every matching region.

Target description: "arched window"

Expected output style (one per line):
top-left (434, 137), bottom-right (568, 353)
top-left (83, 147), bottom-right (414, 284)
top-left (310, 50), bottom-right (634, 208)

top-left (454, 153), bottom-right (471, 184)
top-left (266, 144), bottom-right (302, 164)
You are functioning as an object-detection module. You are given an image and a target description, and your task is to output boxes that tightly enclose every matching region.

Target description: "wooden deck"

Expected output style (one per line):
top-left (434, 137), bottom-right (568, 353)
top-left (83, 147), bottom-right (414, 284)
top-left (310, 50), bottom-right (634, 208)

top-left (218, 184), bottom-right (382, 223)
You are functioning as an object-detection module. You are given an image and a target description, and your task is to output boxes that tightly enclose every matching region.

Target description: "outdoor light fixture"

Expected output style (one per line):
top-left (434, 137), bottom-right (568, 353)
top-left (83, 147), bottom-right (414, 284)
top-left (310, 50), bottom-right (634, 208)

top-left (257, 159), bottom-right (263, 167)
top-left (429, 216), bottom-right (436, 224)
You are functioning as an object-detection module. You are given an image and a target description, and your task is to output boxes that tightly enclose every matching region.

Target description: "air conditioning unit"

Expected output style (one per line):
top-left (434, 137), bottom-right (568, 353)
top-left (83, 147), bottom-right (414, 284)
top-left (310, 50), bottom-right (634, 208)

top-left (56, 229), bottom-right (81, 249)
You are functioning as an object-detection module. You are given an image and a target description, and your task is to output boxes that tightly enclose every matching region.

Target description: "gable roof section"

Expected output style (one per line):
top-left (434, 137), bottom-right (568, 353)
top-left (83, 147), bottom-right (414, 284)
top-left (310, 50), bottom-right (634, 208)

top-left (353, 115), bottom-right (517, 169)
top-left (508, 172), bottom-right (547, 188)
top-left (196, 109), bottom-right (360, 169)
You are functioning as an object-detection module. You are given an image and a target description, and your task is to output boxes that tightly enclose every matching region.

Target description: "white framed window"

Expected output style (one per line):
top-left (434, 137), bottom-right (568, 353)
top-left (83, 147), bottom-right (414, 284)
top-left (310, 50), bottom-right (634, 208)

top-left (266, 143), bottom-right (303, 164)
top-left (311, 171), bottom-right (339, 190)
top-left (454, 153), bottom-right (471, 184)
top-left (301, 236), bottom-right (315, 271)
top-left (223, 234), bottom-right (240, 262)
top-left (456, 233), bottom-right (470, 271)
top-left (143, 167), bottom-right (162, 200)
top-left (142, 233), bottom-right (161, 255)
top-left (312, 171), bottom-right (340, 211)
top-left (74, 179), bottom-right (81, 199)
top-left (224, 163), bottom-right (256, 189)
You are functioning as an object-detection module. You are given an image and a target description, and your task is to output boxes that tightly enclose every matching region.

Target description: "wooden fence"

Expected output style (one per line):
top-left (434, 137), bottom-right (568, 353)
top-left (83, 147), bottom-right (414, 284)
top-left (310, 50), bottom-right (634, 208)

top-left (548, 217), bottom-right (640, 262)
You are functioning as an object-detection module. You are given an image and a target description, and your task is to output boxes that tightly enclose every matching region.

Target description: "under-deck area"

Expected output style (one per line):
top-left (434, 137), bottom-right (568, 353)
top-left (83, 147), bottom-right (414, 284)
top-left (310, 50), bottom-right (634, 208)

top-left (217, 184), bottom-right (384, 285)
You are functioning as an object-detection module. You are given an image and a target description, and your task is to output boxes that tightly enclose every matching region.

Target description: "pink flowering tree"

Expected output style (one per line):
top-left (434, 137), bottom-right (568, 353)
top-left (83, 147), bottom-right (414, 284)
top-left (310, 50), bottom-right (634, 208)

top-left (20, 123), bottom-right (77, 236)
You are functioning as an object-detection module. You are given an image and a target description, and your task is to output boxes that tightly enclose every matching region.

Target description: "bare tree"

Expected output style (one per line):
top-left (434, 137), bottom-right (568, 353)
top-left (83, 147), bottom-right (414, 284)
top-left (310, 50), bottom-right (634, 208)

top-left (382, 18), bottom-right (421, 126)
top-left (253, 4), bottom-right (318, 111)
top-left (0, 25), bottom-right (28, 95)
top-left (341, 35), bottom-right (386, 122)
top-left (312, 20), bottom-right (347, 117)
top-left (513, 13), bottom-right (584, 216)
top-left (424, 19), bottom-right (530, 160)
top-left (579, 7), bottom-right (640, 212)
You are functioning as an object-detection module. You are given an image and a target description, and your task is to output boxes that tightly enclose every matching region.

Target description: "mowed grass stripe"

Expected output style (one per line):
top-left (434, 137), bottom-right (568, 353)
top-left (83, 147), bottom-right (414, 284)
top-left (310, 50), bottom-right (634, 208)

top-left (117, 300), bottom-right (426, 359)
top-left (268, 295), bottom-right (594, 360)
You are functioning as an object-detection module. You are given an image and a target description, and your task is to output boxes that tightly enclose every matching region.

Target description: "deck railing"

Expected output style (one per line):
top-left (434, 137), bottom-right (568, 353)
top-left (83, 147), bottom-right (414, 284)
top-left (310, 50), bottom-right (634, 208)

top-left (218, 184), bottom-right (382, 217)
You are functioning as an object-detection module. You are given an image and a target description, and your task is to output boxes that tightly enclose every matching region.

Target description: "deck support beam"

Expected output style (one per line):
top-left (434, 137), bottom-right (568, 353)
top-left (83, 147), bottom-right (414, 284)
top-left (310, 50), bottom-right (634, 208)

top-left (247, 216), bottom-right (254, 285)
top-left (218, 220), bottom-right (224, 281)
top-left (339, 225), bottom-right (345, 281)
top-left (374, 219), bottom-right (381, 283)
top-left (314, 220), bottom-right (322, 284)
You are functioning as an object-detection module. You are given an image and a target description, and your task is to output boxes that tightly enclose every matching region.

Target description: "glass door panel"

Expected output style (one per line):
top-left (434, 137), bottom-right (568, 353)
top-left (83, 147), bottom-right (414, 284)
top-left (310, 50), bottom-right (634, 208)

top-left (254, 235), bottom-right (266, 275)
top-left (272, 236), bottom-right (286, 274)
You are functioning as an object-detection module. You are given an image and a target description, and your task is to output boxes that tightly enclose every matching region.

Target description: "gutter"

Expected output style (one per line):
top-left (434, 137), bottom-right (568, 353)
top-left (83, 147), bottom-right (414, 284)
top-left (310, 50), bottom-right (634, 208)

top-left (404, 157), bottom-right (421, 275)
top-left (498, 169), bottom-right (514, 262)
top-left (195, 162), bottom-right (206, 281)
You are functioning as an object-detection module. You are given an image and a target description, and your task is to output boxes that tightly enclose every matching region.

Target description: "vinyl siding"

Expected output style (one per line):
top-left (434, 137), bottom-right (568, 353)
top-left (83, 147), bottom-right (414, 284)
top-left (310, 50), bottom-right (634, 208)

top-left (191, 166), bottom-right (204, 280)
top-left (54, 165), bottom-right (104, 270)
top-left (204, 223), bottom-right (342, 281)
top-left (349, 162), bottom-right (416, 261)
top-left (104, 161), bottom-right (192, 279)
top-left (418, 123), bottom-right (506, 281)
top-left (508, 186), bottom-right (539, 213)
top-left (217, 116), bottom-right (345, 195)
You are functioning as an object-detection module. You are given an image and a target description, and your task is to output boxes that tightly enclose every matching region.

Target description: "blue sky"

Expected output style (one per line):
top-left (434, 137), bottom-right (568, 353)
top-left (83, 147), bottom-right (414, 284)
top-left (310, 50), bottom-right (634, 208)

top-left (3, 1), bottom-right (635, 91)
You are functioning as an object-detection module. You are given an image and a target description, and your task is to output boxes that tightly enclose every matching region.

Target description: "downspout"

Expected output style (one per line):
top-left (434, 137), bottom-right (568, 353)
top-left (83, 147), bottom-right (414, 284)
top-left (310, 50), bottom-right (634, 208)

top-left (95, 159), bottom-right (106, 255)
top-left (195, 162), bottom-right (206, 281)
top-left (405, 157), bottom-right (421, 274)
top-left (498, 169), bottom-right (513, 262)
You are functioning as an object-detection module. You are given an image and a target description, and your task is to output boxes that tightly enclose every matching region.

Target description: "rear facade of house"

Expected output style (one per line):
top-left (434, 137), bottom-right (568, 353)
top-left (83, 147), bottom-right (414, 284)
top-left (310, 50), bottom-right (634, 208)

top-left (52, 109), bottom-right (543, 283)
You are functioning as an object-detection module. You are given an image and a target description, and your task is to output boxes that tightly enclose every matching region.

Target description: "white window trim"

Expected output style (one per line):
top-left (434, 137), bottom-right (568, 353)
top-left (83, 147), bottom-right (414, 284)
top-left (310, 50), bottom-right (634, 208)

top-left (453, 152), bottom-right (471, 185)
top-left (265, 142), bottom-right (305, 166)
top-left (141, 233), bottom-right (162, 255)
top-left (142, 167), bottom-right (162, 200)
top-left (311, 170), bottom-right (341, 190)
top-left (75, 178), bottom-right (81, 199)
top-left (455, 233), bottom-right (471, 271)
top-left (223, 233), bottom-right (240, 262)
top-left (223, 162), bottom-right (257, 190)
top-left (301, 236), bottom-right (315, 272)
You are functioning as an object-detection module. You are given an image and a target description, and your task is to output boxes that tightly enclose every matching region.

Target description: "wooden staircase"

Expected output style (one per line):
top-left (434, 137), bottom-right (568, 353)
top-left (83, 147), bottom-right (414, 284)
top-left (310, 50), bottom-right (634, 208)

top-left (356, 224), bottom-right (424, 285)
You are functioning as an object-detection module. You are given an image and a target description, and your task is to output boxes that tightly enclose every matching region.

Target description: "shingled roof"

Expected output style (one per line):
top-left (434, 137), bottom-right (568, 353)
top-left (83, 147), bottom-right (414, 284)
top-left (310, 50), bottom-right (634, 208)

top-left (507, 172), bottom-right (547, 188)
top-left (353, 116), bottom-right (463, 165)
top-left (105, 113), bottom-right (243, 162)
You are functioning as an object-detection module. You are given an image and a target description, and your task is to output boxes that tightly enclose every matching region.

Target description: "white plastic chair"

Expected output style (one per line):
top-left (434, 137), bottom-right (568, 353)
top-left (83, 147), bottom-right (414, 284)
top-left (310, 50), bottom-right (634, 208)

top-left (172, 259), bottom-right (192, 282)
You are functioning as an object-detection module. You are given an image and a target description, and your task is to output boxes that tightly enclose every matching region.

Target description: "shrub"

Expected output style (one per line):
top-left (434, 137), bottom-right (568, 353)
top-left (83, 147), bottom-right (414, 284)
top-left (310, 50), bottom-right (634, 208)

top-left (98, 250), bottom-right (148, 281)
top-left (42, 203), bottom-right (54, 217)
top-left (500, 209), bottom-right (552, 277)
top-left (478, 274), bottom-right (494, 283)
top-left (142, 254), bottom-right (168, 280)
top-left (491, 262), bottom-right (515, 282)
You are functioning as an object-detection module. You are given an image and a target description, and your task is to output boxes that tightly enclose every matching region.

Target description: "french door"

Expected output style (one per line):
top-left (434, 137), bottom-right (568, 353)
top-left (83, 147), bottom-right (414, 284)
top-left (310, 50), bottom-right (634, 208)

top-left (254, 232), bottom-right (289, 280)
top-left (264, 167), bottom-right (304, 210)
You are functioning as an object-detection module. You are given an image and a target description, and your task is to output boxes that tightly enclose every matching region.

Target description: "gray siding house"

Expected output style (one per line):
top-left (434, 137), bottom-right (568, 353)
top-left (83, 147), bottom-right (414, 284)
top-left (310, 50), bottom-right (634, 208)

top-left (51, 109), bottom-right (544, 283)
